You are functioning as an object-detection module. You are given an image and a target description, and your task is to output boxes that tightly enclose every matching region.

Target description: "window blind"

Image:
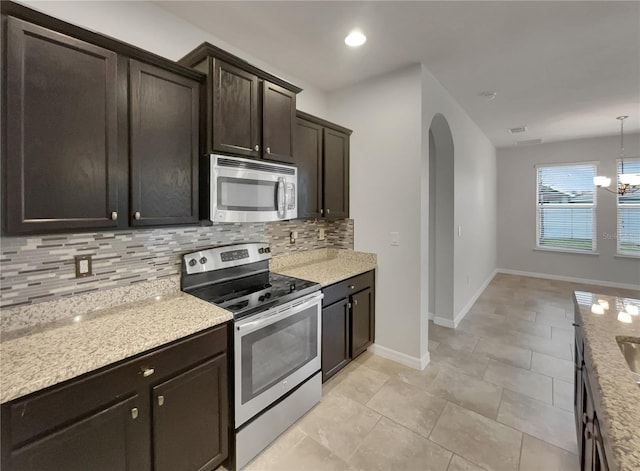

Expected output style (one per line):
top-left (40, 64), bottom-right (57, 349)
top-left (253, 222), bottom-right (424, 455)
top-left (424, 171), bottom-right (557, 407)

top-left (617, 159), bottom-right (640, 255)
top-left (536, 164), bottom-right (596, 252)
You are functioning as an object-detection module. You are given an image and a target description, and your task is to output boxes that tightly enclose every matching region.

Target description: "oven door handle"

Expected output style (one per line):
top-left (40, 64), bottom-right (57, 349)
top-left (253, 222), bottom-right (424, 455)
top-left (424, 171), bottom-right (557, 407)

top-left (236, 293), bottom-right (323, 333)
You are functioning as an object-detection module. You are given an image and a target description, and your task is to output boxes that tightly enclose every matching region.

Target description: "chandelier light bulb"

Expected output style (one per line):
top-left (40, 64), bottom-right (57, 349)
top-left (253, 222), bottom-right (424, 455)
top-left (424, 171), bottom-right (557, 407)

top-left (620, 173), bottom-right (640, 186)
top-left (593, 176), bottom-right (611, 188)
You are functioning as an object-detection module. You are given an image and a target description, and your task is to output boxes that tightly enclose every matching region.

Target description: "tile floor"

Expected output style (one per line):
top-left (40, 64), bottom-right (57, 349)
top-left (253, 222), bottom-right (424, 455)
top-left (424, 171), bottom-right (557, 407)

top-left (243, 274), bottom-right (638, 471)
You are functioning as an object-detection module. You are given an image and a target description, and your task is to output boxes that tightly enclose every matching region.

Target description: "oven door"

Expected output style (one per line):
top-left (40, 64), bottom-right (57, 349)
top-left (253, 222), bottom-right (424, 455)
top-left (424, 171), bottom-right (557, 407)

top-left (234, 291), bottom-right (322, 427)
top-left (211, 155), bottom-right (297, 223)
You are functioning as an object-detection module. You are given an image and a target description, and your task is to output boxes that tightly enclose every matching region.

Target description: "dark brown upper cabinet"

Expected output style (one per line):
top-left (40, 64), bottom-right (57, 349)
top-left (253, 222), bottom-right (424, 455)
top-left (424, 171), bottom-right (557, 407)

top-left (179, 43), bottom-right (301, 164)
top-left (212, 60), bottom-right (260, 158)
top-left (295, 112), bottom-right (352, 219)
top-left (4, 17), bottom-right (120, 234)
top-left (1, 2), bottom-right (205, 235)
top-left (129, 60), bottom-right (199, 227)
top-left (262, 81), bottom-right (296, 163)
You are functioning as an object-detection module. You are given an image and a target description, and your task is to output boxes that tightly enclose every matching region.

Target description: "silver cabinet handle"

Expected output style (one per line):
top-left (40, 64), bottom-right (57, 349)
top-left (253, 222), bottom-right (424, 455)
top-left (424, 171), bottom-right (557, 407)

top-left (131, 408), bottom-right (139, 419)
top-left (347, 302), bottom-right (352, 309)
top-left (349, 285), bottom-right (355, 289)
top-left (266, 146), bottom-right (271, 154)
top-left (254, 144), bottom-right (260, 152)
top-left (320, 209), bottom-right (324, 215)
top-left (111, 211), bottom-right (118, 221)
top-left (142, 367), bottom-right (155, 377)
top-left (354, 299), bottom-right (358, 305)
top-left (326, 208), bottom-right (331, 214)
top-left (134, 211), bottom-right (141, 220)
top-left (157, 395), bottom-right (165, 406)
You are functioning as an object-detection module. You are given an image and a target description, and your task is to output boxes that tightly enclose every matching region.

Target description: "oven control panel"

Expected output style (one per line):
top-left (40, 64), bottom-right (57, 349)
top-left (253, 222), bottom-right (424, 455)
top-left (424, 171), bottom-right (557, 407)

top-left (182, 242), bottom-right (271, 275)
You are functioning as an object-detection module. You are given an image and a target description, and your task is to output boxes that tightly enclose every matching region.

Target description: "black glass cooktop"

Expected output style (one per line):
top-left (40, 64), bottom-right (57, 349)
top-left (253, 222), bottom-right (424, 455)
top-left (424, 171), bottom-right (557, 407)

top-left (186, 271), bottom-right (320, 319)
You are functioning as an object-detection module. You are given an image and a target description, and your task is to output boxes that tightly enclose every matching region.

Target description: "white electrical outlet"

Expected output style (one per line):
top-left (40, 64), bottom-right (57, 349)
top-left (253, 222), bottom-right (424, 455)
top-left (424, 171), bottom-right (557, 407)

top-left (318, 228), bottom-right (325, 241)
top-left (390, 232), bottom-right (400, 246)
top-left (290, 231), bottom-right (298, 244)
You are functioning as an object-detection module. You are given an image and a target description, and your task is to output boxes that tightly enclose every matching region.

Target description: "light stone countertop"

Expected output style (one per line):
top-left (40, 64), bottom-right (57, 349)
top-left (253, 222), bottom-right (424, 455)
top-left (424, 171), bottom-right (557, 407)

top-left (574, 291), bottom-right (640, 471)
top-left (0, 292), bottom-right (232, 404)
top-left (270, 248), bottom-right (377, 287)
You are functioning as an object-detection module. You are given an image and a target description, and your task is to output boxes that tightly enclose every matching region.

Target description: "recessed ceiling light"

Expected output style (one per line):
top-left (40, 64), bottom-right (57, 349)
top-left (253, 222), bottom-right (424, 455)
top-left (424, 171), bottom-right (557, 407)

top-left (345, 30), bottom-right (366, 47)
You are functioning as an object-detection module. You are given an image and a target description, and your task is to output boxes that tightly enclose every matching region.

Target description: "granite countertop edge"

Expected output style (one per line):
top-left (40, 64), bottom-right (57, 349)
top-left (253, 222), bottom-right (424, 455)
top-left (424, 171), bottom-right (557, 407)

top-left (0, 293), bottom-right (233, 404)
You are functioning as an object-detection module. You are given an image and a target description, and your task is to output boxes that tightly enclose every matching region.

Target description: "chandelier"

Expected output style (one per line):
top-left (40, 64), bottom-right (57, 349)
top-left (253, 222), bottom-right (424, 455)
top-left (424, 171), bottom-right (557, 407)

top-left (593, 116), bottom-right (640, 195)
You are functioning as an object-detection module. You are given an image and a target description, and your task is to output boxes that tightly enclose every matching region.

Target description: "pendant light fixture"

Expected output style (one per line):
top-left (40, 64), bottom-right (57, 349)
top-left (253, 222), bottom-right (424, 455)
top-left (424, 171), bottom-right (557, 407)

top-left (593, 116), bottom-right (640, 195)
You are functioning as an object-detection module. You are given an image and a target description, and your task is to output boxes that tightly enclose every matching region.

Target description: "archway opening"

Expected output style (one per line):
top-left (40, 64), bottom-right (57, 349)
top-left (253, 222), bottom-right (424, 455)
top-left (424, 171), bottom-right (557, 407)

top-left (428, 113), bottom-right (454, 325)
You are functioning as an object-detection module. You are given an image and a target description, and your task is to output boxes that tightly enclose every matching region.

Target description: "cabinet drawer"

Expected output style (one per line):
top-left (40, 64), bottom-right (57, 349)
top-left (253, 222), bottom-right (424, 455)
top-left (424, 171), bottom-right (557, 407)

top-left (322, 270), bottom-right (374, 307)
top-left (7, 324), bottom-right (228, 448)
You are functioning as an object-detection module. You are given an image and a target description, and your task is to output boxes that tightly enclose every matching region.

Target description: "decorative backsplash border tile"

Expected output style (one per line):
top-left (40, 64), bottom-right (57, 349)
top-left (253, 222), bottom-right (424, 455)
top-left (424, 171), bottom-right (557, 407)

top-left (0, 219), bottom-right (353, 316)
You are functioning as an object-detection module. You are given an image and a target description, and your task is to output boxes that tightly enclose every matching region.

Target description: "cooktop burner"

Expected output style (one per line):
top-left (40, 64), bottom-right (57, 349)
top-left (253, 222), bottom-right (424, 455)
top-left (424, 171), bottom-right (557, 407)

top-left (187, 271), bottom-right (320, 319)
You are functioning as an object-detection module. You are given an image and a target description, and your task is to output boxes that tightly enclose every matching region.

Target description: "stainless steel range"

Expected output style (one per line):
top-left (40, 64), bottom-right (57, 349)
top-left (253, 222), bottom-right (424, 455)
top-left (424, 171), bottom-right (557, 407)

top-left (181, 243), bottom-right (323, 470)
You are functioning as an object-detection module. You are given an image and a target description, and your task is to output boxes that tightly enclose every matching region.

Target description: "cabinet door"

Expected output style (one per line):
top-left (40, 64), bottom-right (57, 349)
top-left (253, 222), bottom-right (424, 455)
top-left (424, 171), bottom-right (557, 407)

top-left (323, 128), bottom-right (350, 219)
top-left (295, 118), bottom-right (323, 218)
top-left (212, 59), bottom-right (259, 158)
top-left (351, 288), bottom-right (374, 359)
top-left (129, 60), bottom-right (199, 226)
top-left (10, 395), bottom-right (145, 471)
top-left (152, 354), bottom-right (228, 471)
top-left (5, 17), bottom-right (119, 234)
top-left (322, 299), bottom-right (350, 382)
top-left (262, 81), bottom-right (296, 163)
top-left (592, 415), bottom-right (609, 471)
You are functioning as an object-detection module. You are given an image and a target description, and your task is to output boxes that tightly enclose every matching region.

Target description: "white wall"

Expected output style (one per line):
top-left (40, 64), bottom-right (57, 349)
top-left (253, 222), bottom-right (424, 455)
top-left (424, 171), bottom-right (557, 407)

top-left (328, 65), bottom-right (425, 364)
top-left (497, 134), bottom-right (640, 288)
top-left (328, 64), bottom-right (497, 366)
top-left (18, 1), bottom-right (328, 116)
top-left (421, 66), bottom-right (498, 328)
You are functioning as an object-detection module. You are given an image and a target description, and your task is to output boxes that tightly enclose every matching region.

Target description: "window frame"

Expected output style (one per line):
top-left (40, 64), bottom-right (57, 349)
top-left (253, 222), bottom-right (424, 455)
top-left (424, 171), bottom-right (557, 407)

top-left (616, 157), bottom-right (640, 257)
top-left (534, 161), bottom-right (598, 254)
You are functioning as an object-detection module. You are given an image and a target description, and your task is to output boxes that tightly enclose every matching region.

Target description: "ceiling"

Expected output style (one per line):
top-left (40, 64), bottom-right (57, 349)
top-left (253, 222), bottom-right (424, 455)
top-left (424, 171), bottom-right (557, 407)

top-left (155, 1), bottom-right (640, 148)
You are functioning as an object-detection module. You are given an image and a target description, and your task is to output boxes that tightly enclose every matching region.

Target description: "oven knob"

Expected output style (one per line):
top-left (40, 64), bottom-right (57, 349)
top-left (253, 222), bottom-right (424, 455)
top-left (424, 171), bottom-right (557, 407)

top-left (264, 283), bottom-right (272, 289)
top-left (258, 248), bottom-right (264, 254)
top-left (265, 247), bottom-right (271, 253)
top-left (259, 295), bottom-right (265, 302)
top-left (199, 257), bottom-right (208, 264)
top-left (289, 283), bottom-right (296, 291)
top-left (265, 292), bottom-right (271, 299)
top-left (188, 259), bottom-right (197, 267)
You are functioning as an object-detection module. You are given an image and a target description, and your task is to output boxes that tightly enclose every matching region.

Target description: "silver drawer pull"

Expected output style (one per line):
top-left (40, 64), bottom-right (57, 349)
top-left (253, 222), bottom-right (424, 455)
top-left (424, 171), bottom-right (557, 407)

top-left (131, 408), bottom-right (138, 419)
top-left (157, 395), bottom-right (165, 406)
top-left (110, 211), bottom-right (118, 221)
top-left (134, 211), bottom-right (141, 220)
top-left (142, 367), bottom-right (155, 377)
top-left (266, 146), bottom-right (271, 154)
top-left (349, 285), bottom-right (355, 289)
top-left (354, 299), bottom-right (358, 305)
top-left (254, 144), bottom-right (260, 151)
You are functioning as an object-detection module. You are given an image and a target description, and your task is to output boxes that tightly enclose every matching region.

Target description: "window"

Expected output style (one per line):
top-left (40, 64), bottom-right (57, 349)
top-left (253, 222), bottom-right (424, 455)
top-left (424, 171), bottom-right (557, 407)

top-left (536, 163), bottom-right (596, 252)
top-left (617, 158), bottom-right (640, 255)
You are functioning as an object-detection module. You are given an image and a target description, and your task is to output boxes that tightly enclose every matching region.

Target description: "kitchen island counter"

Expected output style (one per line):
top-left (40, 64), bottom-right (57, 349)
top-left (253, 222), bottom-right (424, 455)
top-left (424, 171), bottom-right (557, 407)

top-left (574, 291), bottom-right (640, 471)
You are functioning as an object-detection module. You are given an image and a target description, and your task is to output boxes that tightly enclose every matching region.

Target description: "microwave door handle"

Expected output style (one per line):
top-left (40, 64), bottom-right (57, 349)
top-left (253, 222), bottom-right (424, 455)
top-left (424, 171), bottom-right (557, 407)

top-left (277, 177), bottom-right (285, 218)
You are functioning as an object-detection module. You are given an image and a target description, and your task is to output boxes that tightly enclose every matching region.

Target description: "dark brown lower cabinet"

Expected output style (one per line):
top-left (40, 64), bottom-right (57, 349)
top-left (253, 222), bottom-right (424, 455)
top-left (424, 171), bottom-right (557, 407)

top-left (10, 396), bottom-right (144, 471)
top-left (321, 270), bottom-right (375, 382)
top-left (574, 320), bottom-right (609, 471)
top-left (322, 299), bottom-right (350, 382)
top-left (1, 324), bottom-right (229, 471)
top-left (152, 356), bottom-right (227, 471)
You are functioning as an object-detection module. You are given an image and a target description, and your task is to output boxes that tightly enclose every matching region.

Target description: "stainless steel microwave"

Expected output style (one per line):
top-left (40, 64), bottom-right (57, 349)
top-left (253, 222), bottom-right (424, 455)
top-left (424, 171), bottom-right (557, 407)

top-left (209, 155), bottom-right (297, 223)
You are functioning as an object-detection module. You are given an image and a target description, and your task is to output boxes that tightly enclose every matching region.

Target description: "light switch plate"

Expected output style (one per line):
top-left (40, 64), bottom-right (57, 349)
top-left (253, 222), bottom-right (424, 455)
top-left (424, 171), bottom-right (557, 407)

top-left (74, 255), bottom-right (93, 278)
top-left (390, 232), bottom-right (400, 246)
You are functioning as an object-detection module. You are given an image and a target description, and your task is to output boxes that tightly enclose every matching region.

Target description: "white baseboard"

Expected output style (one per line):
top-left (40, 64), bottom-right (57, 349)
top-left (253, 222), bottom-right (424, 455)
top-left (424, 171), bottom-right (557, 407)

top-left (369, 344), bottom-right (431, 370)
top-left (496, 268), bottom-right (640, 291)
top-left (432, 269), bottom-right (498, 330)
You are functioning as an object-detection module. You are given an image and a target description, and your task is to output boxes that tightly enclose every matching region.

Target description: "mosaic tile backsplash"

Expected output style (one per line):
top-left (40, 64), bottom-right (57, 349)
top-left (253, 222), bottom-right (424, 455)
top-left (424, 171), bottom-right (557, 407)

top-left (0, 219), bottom-right (353, 311)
